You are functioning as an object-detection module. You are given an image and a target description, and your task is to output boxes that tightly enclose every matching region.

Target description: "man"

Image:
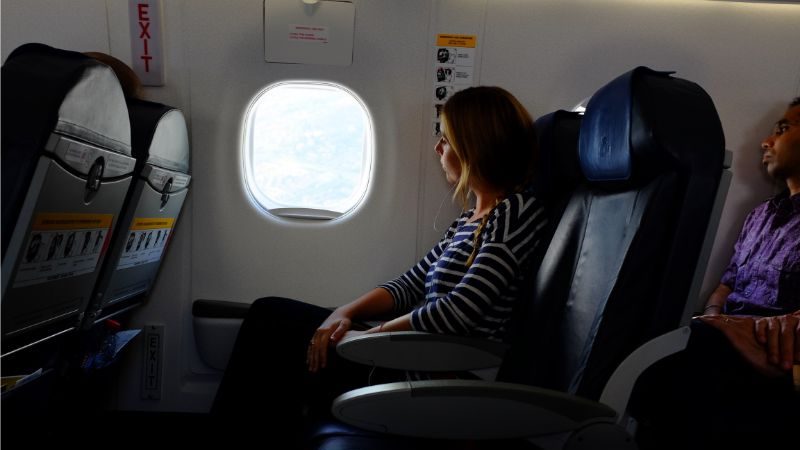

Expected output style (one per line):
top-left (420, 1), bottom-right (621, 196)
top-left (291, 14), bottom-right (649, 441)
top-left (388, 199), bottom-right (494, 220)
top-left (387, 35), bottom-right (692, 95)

top-left (633, 98), bottom-right (800, 450)
top-left (701, 97), bottom-right (799, 377)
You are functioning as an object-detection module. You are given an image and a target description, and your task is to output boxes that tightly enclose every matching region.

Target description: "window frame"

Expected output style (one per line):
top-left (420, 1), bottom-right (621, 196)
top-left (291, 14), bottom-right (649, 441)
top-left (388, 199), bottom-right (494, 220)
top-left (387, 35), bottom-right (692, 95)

top-left (241, 80), bottom-right (374, 221)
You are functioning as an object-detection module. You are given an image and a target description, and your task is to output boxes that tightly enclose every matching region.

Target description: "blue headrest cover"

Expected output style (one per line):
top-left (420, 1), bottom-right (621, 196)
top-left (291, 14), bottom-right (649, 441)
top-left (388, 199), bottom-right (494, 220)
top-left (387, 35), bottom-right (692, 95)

top-left (579, 67), bottom-right (675, 183)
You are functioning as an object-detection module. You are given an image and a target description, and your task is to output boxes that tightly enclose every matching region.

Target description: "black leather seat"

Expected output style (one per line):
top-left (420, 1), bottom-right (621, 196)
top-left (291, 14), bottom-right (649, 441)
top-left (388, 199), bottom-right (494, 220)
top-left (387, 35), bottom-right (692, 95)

top-left (528, 109), bottom-right (583, 228)
top-left (313, 67), bottom-right (727, 449)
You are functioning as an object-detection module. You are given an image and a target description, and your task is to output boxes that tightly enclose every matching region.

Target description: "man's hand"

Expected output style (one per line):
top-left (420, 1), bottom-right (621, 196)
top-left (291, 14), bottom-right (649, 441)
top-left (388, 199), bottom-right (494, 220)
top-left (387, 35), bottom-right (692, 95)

top-left (699, 315), bottom-right (786, 377)
top-left (753, 312), bottom-right (800, 371)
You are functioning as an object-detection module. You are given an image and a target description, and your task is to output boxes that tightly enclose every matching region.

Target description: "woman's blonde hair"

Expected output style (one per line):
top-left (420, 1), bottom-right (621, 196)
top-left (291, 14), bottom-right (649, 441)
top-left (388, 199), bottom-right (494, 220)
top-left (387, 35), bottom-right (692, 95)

top-left (440, 86), bottom-right (538, 208)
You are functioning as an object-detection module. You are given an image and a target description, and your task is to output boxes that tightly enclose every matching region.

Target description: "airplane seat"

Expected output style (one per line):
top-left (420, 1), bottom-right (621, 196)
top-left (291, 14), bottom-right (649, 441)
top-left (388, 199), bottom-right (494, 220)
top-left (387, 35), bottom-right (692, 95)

top-left (498, 66), bottom-right (726, 400)
top-left (307, 108), bottom-right (587, 449)
top-left (493, 108), bottom-right (585, 371)
top-left (528, 110), bottom-right (583, 226)
top-left (313, 66), bottom-right (727, 449)
top-left (83, 98), bottom-right (191, 326)
top-left (1, 43), bottom-right (136, 358)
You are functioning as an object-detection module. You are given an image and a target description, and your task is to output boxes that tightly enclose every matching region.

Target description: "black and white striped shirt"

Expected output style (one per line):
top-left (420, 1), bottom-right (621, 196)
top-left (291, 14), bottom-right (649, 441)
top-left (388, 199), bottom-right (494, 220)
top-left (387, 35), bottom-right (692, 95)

top-left (380, 191), bottom-right (547, 342)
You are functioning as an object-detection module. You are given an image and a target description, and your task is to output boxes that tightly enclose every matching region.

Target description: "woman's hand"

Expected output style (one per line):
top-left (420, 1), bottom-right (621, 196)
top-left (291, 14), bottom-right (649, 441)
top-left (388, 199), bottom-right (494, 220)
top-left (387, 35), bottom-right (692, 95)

top-left (307, 308), bottom-right (353, 373)
top-left (304, 288), bottom-right (397, 373)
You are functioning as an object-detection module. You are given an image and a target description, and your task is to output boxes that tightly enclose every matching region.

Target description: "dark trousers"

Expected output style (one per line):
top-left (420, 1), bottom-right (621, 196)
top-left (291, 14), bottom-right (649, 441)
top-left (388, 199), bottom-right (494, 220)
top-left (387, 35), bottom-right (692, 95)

top-left (211, 297), bottom-right (382, 447)
top-left (631, 319), bottom-right (799, 450)
top-left (208, 298), bottom-right (567, 450)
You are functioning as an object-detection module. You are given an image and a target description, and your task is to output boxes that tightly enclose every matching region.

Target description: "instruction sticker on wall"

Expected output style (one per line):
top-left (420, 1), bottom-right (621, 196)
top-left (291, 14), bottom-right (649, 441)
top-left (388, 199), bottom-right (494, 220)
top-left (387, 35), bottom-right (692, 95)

top-left (13, 213), bottom-right (113, 288)
top-left (288, 24), bottom-right (329, 43)
top-left (433, 34), bottom-right (477, 136)
top-left (116, 218), bottom-right (174, 270)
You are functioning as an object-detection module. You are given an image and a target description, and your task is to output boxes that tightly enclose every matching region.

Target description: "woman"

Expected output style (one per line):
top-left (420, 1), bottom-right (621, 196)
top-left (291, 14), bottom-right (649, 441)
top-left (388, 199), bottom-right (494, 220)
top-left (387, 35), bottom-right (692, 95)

top-left (211, 86), bottom-right (548, 444)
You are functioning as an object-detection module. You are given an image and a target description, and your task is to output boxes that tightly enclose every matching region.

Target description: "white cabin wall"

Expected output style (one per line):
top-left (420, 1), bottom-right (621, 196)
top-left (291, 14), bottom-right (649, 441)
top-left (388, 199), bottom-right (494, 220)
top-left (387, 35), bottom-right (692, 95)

top-left (1, 0), bottom-right (110, 56)
top-left (186, 0), bottom-right (430, 307)
top-left (472, 0), bottom-right (800, 307)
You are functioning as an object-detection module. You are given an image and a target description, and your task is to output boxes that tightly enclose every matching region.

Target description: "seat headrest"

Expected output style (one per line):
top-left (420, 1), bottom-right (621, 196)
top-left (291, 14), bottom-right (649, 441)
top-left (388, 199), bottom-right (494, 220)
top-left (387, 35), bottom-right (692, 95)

top-left (579, 66), bottom-right (724, 185)
top-left (3, 43), bottom-right (132, 156)
top-left (127, 98), bottom-right (190, 174)
top-left (531, 110), bottom-right (583, 203)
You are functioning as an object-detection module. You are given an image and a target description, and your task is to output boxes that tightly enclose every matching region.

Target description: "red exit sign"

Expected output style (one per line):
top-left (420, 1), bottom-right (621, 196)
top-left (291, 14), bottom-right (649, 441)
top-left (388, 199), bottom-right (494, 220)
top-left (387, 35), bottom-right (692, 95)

top-left (129, 0), bottom-right (164, 86)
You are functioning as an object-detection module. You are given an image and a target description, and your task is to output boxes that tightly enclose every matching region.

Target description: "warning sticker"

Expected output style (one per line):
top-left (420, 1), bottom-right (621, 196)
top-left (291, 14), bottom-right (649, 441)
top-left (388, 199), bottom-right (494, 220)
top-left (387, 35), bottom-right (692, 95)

top-left (432, 34), bottom-right (478, 136)
top-left (116, 217), bottom-right (174, 270)
top-left (13, 213), bottom-right (113, 288)
top-left (436, 34), bottom-right (477, 48)
top-left (288, 24), bottom-right (329, 44)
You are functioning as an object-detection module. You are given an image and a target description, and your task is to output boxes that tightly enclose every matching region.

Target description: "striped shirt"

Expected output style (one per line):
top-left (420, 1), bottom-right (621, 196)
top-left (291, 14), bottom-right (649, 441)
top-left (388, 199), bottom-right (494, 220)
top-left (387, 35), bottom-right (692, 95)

top-left (380, 191), bottom-right (547, 342)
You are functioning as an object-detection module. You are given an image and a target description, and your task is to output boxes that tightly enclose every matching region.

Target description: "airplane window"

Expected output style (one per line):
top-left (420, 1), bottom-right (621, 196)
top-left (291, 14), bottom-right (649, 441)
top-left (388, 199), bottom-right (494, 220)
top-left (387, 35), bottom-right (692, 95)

top-left (243, 81), bottom-right (373, 220)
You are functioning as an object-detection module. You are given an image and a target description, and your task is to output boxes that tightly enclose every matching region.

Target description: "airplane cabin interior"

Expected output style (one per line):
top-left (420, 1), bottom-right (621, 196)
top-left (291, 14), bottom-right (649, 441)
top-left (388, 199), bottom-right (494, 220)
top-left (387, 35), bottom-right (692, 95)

top-left (1, 1), bottom-right (799, 449)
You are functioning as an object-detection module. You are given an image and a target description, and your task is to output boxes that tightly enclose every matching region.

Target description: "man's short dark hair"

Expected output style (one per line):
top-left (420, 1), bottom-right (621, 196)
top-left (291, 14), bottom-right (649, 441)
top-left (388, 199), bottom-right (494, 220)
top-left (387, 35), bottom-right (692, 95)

top-left (791, 97), bottom-right (800, 107)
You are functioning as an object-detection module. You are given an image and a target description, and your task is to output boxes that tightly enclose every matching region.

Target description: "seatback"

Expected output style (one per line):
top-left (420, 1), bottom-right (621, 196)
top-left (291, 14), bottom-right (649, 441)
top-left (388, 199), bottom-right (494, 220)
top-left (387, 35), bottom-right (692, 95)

top-left (1, 43), bottom-right (136, 355)
top-left (499, 67), bottom-right (725, 401)
top-left (504, 110), bottom-right (584, 344)
top-left (530, 110), bottom-right (584, 227)
top-left (84, 98), bottom-right (191, 325)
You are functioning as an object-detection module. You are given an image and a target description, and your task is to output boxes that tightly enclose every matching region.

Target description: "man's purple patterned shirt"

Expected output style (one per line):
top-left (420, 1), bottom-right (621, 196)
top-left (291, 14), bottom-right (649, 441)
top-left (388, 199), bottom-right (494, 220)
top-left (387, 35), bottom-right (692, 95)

top-left (721, 190), bottom-right (800, 316)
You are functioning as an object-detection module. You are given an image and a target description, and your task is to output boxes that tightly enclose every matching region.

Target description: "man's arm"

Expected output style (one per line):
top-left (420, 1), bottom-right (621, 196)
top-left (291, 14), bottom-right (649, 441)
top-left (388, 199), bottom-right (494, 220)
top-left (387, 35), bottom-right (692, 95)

top-left (699, 310), bottom-right (800, 377)
top-left (702, 283), bottom-right (732, 316)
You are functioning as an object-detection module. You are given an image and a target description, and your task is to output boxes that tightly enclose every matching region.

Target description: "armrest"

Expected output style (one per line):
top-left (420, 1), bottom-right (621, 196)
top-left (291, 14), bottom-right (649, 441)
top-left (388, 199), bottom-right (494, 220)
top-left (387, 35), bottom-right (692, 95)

top-left (192, 299), bottom-right (250, 319)
top-left (191, 299), bottom-right (250, 370)
top-left (336, 331), bottom-right (508, 371)
top-left (600, 325), bottom-right (690, 418)
top-left (331, 379), bottom-right (616, 439)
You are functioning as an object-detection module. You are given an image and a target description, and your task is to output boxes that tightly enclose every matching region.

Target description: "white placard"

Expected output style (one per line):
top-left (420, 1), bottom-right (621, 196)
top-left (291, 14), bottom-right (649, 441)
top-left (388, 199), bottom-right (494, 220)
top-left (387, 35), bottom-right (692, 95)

top-left (265, 0), bottom-right (354, 66)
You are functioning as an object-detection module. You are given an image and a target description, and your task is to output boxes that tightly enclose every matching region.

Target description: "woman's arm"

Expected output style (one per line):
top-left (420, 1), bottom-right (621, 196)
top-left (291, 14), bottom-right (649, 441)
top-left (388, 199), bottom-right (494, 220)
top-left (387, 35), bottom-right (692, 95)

top-left (380, 219), bottom-right (460, 314)
top-left (411, 194), bottom-right (547, 338)
top-left (308, 218), bottom-right (461, 373)
top-left (341, 312), bottom-right (415, 340)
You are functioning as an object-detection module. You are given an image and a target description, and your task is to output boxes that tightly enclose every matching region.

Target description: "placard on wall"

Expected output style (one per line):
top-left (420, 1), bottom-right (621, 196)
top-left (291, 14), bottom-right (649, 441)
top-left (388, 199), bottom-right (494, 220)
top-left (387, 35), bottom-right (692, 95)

top-left (264, 0), bottom-right (355, 66)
